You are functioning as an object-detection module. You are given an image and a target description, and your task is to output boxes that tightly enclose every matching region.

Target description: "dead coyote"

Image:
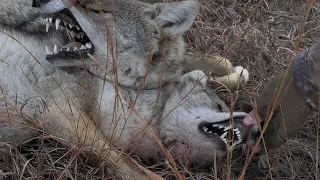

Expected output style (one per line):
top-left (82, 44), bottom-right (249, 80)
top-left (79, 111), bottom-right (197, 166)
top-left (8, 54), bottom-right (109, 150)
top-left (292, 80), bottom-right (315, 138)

top-left (0, 0), bottom-right (257, 178)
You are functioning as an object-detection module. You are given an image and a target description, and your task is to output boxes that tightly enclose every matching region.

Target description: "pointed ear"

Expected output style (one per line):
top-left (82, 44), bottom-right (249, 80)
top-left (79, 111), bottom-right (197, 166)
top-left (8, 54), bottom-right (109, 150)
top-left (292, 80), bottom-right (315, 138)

top-left (148, 0), bottom-right (199, 37)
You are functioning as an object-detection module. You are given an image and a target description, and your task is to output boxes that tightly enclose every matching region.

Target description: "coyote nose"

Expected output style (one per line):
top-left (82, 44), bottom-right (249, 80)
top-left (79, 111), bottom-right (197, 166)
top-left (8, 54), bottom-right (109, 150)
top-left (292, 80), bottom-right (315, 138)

top-left (32, 0), bottom-right (40, 7)
top-left (32, 0), bottom-right (50, 8)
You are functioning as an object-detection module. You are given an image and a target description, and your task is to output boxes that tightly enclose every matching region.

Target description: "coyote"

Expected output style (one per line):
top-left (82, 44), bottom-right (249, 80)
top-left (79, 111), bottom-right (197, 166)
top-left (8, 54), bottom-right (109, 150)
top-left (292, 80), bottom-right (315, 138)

top-left (0, 0), bottom-right (257, 178)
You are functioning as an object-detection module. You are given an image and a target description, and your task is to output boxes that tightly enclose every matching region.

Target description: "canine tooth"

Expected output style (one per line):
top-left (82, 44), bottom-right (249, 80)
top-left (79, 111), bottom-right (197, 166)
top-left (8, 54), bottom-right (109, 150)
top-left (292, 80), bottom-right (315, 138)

top-left (75, 26), bottom-right (80, 30)
top-left (66, 48), bottom-right (71, 52)
top-left (45, 46), bottom-right (53, 55)
top-left (202, 127), bottom-right (208, 132)
top-left (55, 18), bottom-right (61, 30)
top-left (45, 46), bottom-right (50, 54)
top-left (208, 131), bottom-right (212, 133)
top-left (224, 125), bottom-right (232, 131)
top-left (74, 46), bottom-right (78, 51)
top-left (46, 22), bottom-right (50, 32)
top-left (49, 17), bottom-right (53, 23)
top-left (53, 45), bottom-right (58, 54)
top-left (220, 131), bottom-right (227, 139)
top-left (85, 42), bottom-right (92, 49)
top-left (69, 24), bottom-right (74, 29)
top-left (80, 45), bottom-right (86, 50)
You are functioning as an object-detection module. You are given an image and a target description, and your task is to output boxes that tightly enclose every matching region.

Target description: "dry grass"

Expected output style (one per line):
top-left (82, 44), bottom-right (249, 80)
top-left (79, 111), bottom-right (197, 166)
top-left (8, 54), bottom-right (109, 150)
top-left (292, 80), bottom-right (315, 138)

top-left (1, 0), bottom-right (320, 179)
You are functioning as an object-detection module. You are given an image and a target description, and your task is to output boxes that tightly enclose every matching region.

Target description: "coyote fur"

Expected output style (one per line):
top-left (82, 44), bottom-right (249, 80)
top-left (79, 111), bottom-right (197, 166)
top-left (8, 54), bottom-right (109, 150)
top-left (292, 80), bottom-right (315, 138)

top-left (0, 0), bottom-right (256, 178)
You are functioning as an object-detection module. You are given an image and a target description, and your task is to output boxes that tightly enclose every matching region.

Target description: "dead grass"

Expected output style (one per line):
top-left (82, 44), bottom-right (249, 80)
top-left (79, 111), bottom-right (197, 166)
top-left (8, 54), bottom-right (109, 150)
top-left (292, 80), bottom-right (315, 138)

top-left (1, 0), bottom-right (320, 179)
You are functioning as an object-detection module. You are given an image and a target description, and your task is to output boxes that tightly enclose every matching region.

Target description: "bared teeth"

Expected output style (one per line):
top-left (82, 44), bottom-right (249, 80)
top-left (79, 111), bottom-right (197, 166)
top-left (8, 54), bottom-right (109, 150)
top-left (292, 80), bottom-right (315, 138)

top-left (80, 45), bottom-right (86, 50)
top-left (45, 46), bottom-right (53, 55)
top-left (53, 45), bottom-right (59, 54)
top-left (66, 48), bottom-right (71, 52)
top-left (85, 42), bottom-right (92, 49)
top-left (55, 18), bottom-right (61, 30)
top-left (46, 21), bottom-right (50, 32)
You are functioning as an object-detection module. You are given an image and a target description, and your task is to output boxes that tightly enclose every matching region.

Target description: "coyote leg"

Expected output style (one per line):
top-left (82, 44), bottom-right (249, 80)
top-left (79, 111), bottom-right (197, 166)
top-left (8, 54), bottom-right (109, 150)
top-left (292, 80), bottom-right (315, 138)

top-left (184, 53), bottom-right (234, 75)
top-left (39, 106), bottom-right (157, 179)
top-left (211, 66), bottom-right (249, 90)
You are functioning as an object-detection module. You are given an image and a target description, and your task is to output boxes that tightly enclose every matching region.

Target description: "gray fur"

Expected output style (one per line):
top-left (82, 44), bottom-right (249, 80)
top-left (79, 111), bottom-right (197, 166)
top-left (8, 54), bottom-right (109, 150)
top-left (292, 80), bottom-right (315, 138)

top-left (0, 0), bottom-right (251, 169)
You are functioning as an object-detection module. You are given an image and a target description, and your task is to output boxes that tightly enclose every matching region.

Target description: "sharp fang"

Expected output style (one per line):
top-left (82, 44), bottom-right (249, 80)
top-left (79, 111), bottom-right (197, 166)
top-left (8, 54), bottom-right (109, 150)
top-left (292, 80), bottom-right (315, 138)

top-left (45, 46), bottom-right (53, 55)
top-left (66, 48), bottom-right (71, 52)
top-left (75, 26), bottom-right (80, 30)
top-left (80, 45), bottom-right (86, 50)
top-left (55, 18), bottom-right (61, 30)
top-left (46, 22), bottom-right (50, 32)
top-left (220, 131), bottom-right (227, 139)
top-left (69, 24), bottom-right (74, 29)
top-left (224, 125), bottom-right (232, 131)
top-left (208, 131), bottom-right (212, 133)
top-left (74, 46), bottom-right (78, 51)
top-left (45, 46), bottom-right (50, 54)
top-left (53, 45), bottom-right (58, 54)
top-left (49, 17), bottom-right (53, 23)
top-left (85, 42), bottom-right (92, 49)
top-left (202, 127), bottom-right (208, 132)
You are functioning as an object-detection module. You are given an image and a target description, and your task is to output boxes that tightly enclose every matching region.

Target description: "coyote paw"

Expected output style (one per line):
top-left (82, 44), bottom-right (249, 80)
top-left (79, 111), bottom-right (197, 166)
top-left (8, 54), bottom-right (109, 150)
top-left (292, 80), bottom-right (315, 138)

top-left (233, 66), bottom-right (249, 85)
top-left (210, 66), bottom-right (249, 90)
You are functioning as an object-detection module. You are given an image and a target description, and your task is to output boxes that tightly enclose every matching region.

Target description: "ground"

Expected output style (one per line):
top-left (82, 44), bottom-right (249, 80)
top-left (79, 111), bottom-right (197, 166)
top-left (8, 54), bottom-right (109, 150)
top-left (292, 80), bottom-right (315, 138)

top-left (1, 0), bottom-right (320, 179)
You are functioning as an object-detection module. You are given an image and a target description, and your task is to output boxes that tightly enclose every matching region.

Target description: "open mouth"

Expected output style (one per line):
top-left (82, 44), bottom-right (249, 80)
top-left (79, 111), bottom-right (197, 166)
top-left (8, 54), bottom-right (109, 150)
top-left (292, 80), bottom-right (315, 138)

top-left (43, 9), bottom-right (95, 60)
top-left (199, 118), bottom-right (245, 148)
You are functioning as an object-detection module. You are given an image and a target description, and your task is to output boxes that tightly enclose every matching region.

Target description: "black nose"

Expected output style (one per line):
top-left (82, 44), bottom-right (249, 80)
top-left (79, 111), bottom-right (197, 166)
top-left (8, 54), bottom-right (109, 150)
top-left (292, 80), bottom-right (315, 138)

top-left (32, 0), bottom-right (51, 7)
top-left (32, 0), bottom-right (40, 7)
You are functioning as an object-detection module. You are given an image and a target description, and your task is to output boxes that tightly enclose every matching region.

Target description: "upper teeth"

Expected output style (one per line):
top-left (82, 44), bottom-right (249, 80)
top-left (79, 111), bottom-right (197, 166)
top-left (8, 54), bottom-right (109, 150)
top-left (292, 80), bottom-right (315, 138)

top-left (85, 43), bottom-right (92, 49)
top-left (43, 17), bottom-right (93, 56)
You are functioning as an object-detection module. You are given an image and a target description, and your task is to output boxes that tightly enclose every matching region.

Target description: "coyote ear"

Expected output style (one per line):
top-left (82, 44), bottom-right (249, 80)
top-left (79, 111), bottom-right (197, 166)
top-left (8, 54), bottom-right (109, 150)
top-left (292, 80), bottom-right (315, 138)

top-left (149, 0), bottom-right (199, 37)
